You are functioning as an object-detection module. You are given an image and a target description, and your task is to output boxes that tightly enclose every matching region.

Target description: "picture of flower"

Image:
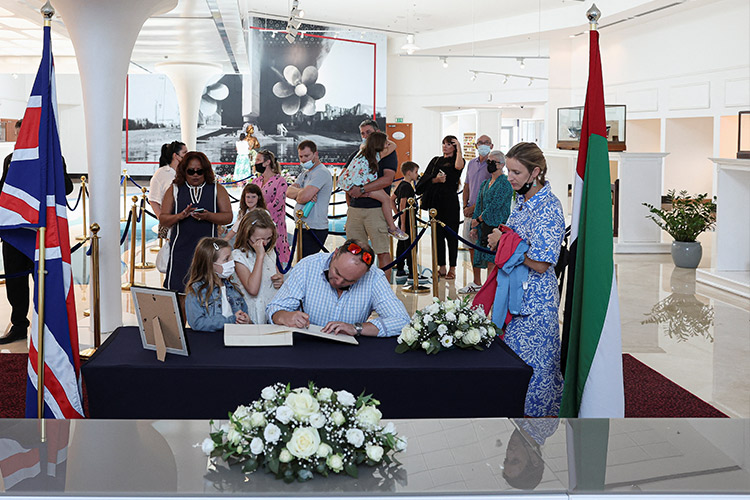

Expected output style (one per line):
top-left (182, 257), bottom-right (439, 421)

top-left (396, 297), bottom-right (498, 354)
top-left (204, 382), bottom-right (405, 482)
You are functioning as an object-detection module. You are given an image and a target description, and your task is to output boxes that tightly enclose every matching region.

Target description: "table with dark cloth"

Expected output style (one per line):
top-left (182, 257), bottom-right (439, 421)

top-left (82, 326), bottom-right (532, 420)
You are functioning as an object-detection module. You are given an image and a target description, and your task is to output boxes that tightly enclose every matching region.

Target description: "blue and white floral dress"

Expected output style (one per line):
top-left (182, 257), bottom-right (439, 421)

top-left (504, 181), bottom-right (565, 417)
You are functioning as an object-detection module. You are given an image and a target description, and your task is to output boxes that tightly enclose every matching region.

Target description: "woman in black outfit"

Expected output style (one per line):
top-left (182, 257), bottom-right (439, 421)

top-left (415, 135), bottom-right (465, 279)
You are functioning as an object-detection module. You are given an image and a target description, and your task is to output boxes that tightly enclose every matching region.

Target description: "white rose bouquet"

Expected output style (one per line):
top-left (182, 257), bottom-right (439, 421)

top-left (205, 382), bottom-right (406, 482)
top-left (396, 296), bottom-right (497, 354)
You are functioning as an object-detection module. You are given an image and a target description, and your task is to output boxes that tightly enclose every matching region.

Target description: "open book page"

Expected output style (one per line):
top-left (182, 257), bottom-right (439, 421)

top-left (224, 324), bottom-right (293, 346)
top-left (294, 324), bottom-right (359, 345)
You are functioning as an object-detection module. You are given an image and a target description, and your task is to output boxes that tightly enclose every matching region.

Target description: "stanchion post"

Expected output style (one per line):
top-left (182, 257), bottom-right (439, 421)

top-left (80, 223), bottom-right (101, 359)
top-left (122, 196), bottom-right (140, 290)
top-left (136, 187), bottom-right (155, 269)
top-left (295, 209), bottom-right (304, 265)
top-left (429, 208), bottom-right (439, 298)
top-left (36, 226), bottom-right (47, 419)
top-left (332, 171), bottom-right (338, 217)
top-left (151, 237), bottom-right (162, 253)
top-left (75, 176), bottom-right (88, 241)
top-left (403, 198), bottom-right (429, 294)
top-left (121, 169), bottom-right (128, 222)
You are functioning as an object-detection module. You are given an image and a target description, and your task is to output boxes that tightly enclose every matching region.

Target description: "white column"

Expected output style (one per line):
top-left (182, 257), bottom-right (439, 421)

top-left (542, 149), bottom-right (577, 218)
top-left (613, 152), bottom-right (671, 254)
top-left (696, 158), bottom-right (750, 298)
top-left (54, 0), bottom-right (177, 333)
top-left (155, 62), bottom-right (222, 151)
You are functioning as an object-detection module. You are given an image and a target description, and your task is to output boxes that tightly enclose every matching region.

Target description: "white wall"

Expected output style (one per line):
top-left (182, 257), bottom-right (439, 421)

top-left (664, 117), bottom-right (714, 195)
top-left (0, 73), bottom-right (89, 174)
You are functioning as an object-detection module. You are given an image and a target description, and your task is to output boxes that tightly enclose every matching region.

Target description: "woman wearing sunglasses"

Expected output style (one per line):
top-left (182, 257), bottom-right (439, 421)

top-left (159, 151), bottom-right (233, 299)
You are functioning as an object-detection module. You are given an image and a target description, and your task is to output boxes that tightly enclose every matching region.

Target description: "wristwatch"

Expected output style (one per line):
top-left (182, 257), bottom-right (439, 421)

top-left (360, 185), bottom-right (366, 195)
top-left (353, 322), bottom-right (363, 336)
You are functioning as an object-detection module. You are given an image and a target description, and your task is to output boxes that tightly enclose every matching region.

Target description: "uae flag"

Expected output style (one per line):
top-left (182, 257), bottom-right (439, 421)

top-left (559, 27), bottom-right (624, 418)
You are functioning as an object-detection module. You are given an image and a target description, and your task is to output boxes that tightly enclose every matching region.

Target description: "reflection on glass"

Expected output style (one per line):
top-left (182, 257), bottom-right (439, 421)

top-left (503, 418), bottom-right (559, 490)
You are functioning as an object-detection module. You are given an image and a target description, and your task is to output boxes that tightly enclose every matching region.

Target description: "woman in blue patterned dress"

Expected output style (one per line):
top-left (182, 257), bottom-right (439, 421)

top-left (488, 142), bottom-right (565, 417)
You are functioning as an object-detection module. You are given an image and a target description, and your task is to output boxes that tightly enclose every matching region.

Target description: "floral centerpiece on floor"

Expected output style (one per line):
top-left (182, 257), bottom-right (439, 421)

top-left (396, 296), bottom-right (497, 354)
top-left (201, 383), bottom-right (406, 482)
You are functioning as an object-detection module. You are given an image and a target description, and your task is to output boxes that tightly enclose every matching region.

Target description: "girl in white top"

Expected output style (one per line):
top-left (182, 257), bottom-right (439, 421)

top-left (224, 183), bottom-right (267, 242)
top-left (232, 209), bottom-right (284, 324)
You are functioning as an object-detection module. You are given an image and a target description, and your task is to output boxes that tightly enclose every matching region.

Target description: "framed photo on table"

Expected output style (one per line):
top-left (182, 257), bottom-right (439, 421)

top-left (130, 286), bottom-right (189, 359)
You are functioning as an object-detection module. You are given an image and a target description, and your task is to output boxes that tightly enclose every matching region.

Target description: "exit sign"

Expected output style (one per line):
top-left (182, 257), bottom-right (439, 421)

top-left (395, 117), bottom-right (404, 123)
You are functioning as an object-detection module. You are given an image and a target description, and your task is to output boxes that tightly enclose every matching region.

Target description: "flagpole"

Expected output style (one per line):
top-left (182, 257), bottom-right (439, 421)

top-left (34, 0), bottom-right (56, 422)
top-left (587, 3), bottom-right (601, 30)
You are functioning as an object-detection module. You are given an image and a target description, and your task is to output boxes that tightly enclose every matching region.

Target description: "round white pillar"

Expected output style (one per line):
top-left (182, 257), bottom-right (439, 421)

top-left (54, 0), bottom-right (177, 332)
top-left (156, 62), bottom-right (222, 151)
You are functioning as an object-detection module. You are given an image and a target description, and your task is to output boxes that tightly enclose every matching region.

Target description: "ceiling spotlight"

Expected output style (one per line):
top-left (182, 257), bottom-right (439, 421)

top-left (502, 75), bottom-right (509, 85)
top-left (285, 32), bottom-right (296, 43)
top-left (400, 34), bottom-right (420, 55)
top-left (518, 58), bottom-right (525, 69)
top-left (297, 9), bottom-right (305, 18)
top-left (470, 71), bottom-right (477, 81)
top-left (288, 18), bottom-right (301, 30)
top-left (270, 30), bottom-right (276, 38)
top-left (528, 78), bottom-right (533, 86)
top-left (440, 57), bottom-right (448, 68)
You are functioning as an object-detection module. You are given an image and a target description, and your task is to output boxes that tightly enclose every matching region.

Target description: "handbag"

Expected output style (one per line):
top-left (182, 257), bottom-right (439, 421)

top-left (155, 241), bottom-right (170, 273)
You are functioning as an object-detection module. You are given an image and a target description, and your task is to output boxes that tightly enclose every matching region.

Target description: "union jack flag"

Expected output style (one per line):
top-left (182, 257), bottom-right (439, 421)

top-left (0, 25), bottom-right (84, 418)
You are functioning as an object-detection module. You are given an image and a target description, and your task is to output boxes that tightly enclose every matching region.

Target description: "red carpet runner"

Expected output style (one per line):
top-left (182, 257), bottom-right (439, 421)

top-left (0, 353), bottom-right (729, 418)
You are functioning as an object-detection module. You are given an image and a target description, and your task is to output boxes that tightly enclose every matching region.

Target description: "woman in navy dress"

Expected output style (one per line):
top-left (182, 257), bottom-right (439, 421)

top-left (488, 142), bottom-right (565, 417)
top-left (159, 151), bottom-right (233, 294)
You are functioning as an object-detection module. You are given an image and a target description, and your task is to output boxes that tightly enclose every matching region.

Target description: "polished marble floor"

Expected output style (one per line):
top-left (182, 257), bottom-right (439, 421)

top-left (1, 181), bottom-right (748, 418)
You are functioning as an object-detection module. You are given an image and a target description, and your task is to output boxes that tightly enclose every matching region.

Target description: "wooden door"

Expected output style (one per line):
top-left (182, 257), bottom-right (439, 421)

top-left (386, 123), bottom-right (412, 179)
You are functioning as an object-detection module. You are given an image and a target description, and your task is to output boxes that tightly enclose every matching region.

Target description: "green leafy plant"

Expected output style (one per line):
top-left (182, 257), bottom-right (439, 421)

top-left (642, 190), bottom-right (716, 242)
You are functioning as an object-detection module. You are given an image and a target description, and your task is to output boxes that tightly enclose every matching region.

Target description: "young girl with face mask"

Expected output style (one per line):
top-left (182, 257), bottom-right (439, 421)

top-left (232, 209), bottom-right (284, 324)
top-left (185, 238), bottom-right (250, 331)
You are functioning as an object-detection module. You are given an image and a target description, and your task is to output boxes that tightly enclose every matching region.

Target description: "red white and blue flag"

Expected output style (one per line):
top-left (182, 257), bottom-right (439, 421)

top-left (0, 25), bottom-right (84, 418)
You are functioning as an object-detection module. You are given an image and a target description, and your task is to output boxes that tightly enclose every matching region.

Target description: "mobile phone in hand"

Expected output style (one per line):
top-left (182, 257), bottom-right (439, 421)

top-left (193, 207), bottom-right (206, 213)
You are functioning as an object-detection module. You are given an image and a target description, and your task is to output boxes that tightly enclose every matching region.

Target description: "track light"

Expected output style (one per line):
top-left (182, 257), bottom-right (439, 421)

top-left (503, 75), bottom-right (509, 84)
top-left (440, 57), bottom-right (448, 68)
top-left (469, 71), bottom-right (477, 81)
top-left (285, 32), bottom-right (295, 43)
top-left (518, 58), bottom-right (525, 69)
top-left (400, 34), bottom-right (420, 55)
top-left (528, 78), bottom-right (533, 86)
top-left (298, 9), bottom-right (305, 18)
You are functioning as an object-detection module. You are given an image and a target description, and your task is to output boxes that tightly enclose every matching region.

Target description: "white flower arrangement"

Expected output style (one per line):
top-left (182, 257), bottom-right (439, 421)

top-left (205, 382), bottom-right (405, 482)
top-left (396, 296), bottom-right (497, 354)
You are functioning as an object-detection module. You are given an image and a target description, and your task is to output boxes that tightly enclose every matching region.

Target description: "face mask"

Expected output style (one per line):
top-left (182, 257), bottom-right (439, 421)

top-left (515, 171), bottom-right (535, 196)
top-left (361, 137), bottom-right (367, 144)
top-left (487, 160), bottom-right (498, 174)
top-left (255, 162), bottom-right (266, 174)
top-left (301, 160), bottom-right (314, 170)
top-left (216, 260), bottom-right (235, 279)
top-left (477, 145), bottom-right (491, 157)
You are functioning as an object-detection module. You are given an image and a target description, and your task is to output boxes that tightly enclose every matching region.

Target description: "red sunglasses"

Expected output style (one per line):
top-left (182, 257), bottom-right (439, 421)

top-left (346, 242), bottom-right (373, 266)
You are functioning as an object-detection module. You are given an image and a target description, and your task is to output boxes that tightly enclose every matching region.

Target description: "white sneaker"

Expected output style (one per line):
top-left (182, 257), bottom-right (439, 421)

top-left (457, 282), bottom-right (482, 294)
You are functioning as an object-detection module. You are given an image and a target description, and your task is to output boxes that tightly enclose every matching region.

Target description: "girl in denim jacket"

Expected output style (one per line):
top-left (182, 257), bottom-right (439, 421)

top-left (185, 238), bottom-right (250, 331)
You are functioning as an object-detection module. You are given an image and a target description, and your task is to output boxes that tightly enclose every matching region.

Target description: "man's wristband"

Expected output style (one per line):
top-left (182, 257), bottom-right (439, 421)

top-left (354, 322), bottom-right (363, 336)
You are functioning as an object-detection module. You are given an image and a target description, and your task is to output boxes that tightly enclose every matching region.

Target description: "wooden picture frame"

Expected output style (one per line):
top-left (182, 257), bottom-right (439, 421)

top-left (130, 286), bottom-right (189, 358)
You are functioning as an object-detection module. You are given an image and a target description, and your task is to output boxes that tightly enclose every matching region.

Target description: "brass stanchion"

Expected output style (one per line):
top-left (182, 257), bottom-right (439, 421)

top-left (332, 172), bottom-right (338, 217)
top-left (429, 208), bottom-right (439, 298)
top-left (136, 187), bottom-right (155, 269)
top-left (80, 223), bottom-right (101, 359)
top-left (36, 226), bottom-right (47, 419)
top-left (403, 198), bottom-right (429, 294)
top-left (75, 176), bottom-right (88, 241)
top-left (122, 196), bottom-right (143, 290)
top-left (151, 237), bottom-right (162, 253)
top-left (121, 169), bottom-right (128, 222)
top-left (295, 209), bottom-right (305, 265)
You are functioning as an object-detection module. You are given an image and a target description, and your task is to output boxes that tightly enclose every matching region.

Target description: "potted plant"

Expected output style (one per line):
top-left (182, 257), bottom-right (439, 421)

top-left (643, 190), bottom-right (716, 268)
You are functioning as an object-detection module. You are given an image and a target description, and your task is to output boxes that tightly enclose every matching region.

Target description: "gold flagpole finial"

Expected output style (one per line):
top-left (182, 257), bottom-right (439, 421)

top-left (41, 1), bottom-right (55, 26)
top-left (587, 4), bottom-right (601, 30)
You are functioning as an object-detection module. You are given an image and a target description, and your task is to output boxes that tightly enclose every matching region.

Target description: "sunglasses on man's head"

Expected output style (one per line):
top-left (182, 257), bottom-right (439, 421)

top-left (186, 168), bottom-right (204, 176)
top-left (346, 242), bottom-right (373, 266)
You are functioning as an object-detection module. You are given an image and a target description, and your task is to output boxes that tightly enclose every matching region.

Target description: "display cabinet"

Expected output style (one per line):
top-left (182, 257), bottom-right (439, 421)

top-left (557, 104), bottom-right (626, 151)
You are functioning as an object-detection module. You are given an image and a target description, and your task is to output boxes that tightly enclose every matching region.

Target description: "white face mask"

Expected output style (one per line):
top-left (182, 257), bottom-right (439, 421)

top-left (300, 160), bottom-right (314, 170)
top-left (216, 259), bottom-right (235, 279)
top-left (477, 145), bottom-right (491, 157)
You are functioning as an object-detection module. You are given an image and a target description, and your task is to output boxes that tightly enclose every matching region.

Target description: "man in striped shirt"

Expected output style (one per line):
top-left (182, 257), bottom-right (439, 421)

top-left (267, 239), bottom-right (410, 337)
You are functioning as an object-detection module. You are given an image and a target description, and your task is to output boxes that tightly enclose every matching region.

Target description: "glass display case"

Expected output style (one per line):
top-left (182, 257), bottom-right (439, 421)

top-left (557, 104), bottom-right (626, 151)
